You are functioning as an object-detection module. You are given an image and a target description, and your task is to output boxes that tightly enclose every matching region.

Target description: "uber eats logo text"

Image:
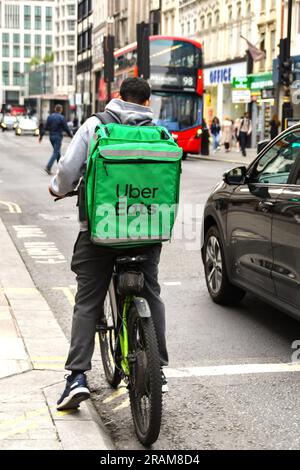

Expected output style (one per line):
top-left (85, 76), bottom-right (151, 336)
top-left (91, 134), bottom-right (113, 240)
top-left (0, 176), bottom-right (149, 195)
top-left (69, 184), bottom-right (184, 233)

top-left (94, 183), bottom-right (177, 241)
top-left (116, 184), bottom-right (159, 216)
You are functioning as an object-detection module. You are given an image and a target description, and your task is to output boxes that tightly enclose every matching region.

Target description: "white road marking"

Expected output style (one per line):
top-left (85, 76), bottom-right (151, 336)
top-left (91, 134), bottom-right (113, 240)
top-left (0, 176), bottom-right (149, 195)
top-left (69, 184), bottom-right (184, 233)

top-left (166, 362), bottom-right (300, 378)
top-left (38, 213), bottom-right (77, 221)
top-left (13, 225), bottom-right (46, 238)
top-left (0, 200), bottom-right (22, 213)
top-left (163, 281), bottom-right (182, 286)
top-left (23, 241), bottom-right (66, 264)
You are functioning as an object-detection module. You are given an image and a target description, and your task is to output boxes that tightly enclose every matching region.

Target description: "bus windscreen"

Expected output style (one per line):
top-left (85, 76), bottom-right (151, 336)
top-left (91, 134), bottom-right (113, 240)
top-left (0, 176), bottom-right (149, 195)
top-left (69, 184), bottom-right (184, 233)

top-left (150, 39), bottom-right (202, 69)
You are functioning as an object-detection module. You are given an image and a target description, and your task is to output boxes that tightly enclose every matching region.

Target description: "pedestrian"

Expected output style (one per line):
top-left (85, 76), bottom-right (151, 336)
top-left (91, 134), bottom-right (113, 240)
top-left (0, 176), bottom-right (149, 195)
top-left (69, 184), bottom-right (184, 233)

top-left (270, 114), bottom-right (281, 140)
top-left (39, 104), bottom-right (73, 175)
top-left (48, 78), bottom-right (169, 410)
top-left (210, 117), bottom-right (221, 152)
top-left (238, 112), bottom-right (252, 157)
top-left (221, 116), bottom-right (234, 152)
top-left (234, 117), bottom-right (241, 152)
top-left (201, 118), bottom-right (210, 155)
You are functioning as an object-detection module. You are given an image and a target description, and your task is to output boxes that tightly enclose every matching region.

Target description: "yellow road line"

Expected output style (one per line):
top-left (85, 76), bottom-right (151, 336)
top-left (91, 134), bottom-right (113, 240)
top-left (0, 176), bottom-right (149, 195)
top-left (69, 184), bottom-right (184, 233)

top-left (0, 201), bottom-right (22, 214)
top-left (52, 287), bottom-right (75, 307)
top-left (102, 386), bottom-right (127, 404)
top-left (112, 398), bottom-right (130, 412)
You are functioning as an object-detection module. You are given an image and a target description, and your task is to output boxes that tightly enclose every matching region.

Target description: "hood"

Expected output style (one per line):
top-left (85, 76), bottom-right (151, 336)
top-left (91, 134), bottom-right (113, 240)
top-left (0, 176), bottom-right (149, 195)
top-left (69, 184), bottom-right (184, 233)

top-left (105, 98), bottom-right (153, 126)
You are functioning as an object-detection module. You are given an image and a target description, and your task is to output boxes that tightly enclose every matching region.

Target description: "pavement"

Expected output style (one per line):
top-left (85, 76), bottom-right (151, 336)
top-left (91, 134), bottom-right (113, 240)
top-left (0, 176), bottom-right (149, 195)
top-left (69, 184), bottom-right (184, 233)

top-left (191, 146), bottom-right (257, 166)
top-left (0, 217), bottom-right (114, 450)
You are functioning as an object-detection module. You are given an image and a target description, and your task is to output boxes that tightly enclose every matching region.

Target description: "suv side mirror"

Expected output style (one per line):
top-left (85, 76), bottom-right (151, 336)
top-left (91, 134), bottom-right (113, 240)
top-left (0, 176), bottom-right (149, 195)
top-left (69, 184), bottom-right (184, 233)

top-left (257, 139), bottom-right (270, 154)
top-left (223, 166), bottom-right (247, 185)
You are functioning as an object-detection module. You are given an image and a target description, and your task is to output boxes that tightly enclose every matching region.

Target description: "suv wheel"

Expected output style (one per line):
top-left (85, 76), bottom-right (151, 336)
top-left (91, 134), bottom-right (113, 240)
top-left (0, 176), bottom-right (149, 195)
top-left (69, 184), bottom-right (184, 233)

top-left (204, 225), bottom-right (245, 305)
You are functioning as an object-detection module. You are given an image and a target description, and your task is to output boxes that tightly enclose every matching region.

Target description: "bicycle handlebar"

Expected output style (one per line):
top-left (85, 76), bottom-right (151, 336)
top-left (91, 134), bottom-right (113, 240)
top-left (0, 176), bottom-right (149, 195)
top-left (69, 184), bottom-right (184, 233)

top-left (54, 190), bottom-right (78, 202)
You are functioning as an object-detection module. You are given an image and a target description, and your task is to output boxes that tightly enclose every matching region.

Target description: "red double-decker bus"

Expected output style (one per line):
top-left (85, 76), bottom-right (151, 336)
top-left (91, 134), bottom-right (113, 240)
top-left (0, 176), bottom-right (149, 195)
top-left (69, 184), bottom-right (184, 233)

top-left (107, 35), bottom-right (203, 159)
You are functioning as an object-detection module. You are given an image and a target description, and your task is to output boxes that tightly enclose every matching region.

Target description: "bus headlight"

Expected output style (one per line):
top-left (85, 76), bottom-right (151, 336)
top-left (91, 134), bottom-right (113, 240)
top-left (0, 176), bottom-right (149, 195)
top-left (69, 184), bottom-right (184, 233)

top-left (195, 129), bottom-right (202, 138)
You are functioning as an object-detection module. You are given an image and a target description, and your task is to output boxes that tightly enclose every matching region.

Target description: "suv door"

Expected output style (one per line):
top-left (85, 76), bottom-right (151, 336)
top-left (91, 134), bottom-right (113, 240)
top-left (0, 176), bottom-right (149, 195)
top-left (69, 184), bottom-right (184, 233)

top-left (270, 129), bottom-right (300, 311)
top-left (227, 131), bottom-right (299, 297)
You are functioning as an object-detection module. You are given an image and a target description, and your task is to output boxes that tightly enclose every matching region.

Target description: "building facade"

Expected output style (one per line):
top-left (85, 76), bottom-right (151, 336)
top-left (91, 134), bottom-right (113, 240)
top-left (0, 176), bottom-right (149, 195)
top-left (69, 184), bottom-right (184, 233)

top-left (0, 0), bottom-right (54, 109)
top-left (53, 0), bottom-right (77, 99)
top-left (76, 0), bottom-right (93, 121)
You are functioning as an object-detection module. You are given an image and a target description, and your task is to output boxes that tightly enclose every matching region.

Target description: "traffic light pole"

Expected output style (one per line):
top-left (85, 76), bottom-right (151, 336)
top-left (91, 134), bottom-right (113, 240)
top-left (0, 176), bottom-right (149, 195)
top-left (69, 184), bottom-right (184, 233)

top-left (281, 0), bottom-right (293, 130)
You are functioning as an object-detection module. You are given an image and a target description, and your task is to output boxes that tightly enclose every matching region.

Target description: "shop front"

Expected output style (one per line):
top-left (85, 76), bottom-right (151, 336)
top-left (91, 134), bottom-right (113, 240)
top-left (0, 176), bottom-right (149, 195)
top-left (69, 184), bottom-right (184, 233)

top-left (204, 61), bottom-right (247, 125)
top-left (248, 72), bottom-right (275, 144)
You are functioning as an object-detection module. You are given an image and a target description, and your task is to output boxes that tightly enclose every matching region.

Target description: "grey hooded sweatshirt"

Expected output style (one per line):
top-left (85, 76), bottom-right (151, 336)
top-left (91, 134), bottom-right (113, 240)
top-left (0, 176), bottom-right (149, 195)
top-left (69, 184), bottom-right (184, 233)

top-left (50, 99), bottom-right (153, 229)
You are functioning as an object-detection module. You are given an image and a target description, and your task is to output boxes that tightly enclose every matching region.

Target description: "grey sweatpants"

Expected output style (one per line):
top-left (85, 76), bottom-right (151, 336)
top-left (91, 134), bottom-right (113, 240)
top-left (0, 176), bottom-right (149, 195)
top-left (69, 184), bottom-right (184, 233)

top-left (65, 231), bottom-right (168, 371)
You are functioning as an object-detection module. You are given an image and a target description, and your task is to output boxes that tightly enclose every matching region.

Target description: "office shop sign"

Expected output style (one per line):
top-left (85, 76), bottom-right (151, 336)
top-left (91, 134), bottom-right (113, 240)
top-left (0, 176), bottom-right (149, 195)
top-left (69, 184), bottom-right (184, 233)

top-left (204, 62), bottom-right (247, 87)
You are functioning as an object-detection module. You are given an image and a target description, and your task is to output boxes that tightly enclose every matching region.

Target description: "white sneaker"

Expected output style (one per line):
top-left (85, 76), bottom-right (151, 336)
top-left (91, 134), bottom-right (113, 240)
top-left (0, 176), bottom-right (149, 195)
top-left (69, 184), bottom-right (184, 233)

top-left (161, 369), bottom-right (169, 393)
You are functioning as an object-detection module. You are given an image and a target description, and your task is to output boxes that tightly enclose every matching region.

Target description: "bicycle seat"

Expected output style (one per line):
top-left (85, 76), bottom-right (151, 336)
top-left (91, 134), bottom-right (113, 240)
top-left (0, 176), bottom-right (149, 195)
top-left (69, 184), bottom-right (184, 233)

top-left (116, 255), bottom-right (148, 265)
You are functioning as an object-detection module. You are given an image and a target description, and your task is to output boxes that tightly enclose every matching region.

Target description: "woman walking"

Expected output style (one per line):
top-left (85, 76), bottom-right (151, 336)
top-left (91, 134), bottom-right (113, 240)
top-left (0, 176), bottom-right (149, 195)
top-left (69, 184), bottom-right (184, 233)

top-left (210, 117), bottom-right (221, 152)
top-left (221, 116), bottom-right (234, 152)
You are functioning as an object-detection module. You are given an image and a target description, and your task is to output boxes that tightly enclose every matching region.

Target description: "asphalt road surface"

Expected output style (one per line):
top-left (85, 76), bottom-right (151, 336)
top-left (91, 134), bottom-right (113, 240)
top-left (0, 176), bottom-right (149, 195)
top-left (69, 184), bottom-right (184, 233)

top-left (1, 132), bottom-right (300, 450)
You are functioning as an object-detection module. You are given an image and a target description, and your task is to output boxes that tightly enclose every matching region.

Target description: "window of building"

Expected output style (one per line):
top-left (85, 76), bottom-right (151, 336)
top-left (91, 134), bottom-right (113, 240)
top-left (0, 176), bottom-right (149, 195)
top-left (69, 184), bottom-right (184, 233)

top-left (215, 10), bottom-right (220, 26)
top-left (2, 45), bottom-right (9, 58)
top-left (5, 4), bottom-right (20, 28)
top-left (67, 5), bottom-right (76, 16)
top-left (46, 7), bottom-right (52, 31)
top-left (67, 50), bottom-right (75, 61)
top-left (35, 6), bottom-right (42, 30)
top-left (34, 46), bottom-right (42, 58)
top-left (200, 16), bottom-right (205, 31)
top-left (13, 45), bottom-right (20, 57)
top-left (2, 62), bottom-right (10, 85)
top-left (24, 46), bottom-right (31, 58)
top-left (67, 65), bottom-right (74, 85)
top-left (13, 63), bottom-right (21, 86)
top-left (35, 34), bottom-right (41, 45)
top-left (46, 35), bottom-right (52, 46)
top-left (67, 35), bottom-right (75, 46)
top-left (67, 20), bottom-right (76, 31)
top-left (24, 5), bottom-right (31, 29)
top-left (13, 33), bottom-right (20, 44)
top-left (24, 63), bottom-right (31, 73)
top-left (2, 33), bottom-right (9, 43)
top-left (24, 34), bottom-right (31, 45)
top-left (193, 18), bottom-right (197, 33)
top-left (46, 47), bottom-right (52, 57)
top-left (261, 0), bottom-right (266, 12)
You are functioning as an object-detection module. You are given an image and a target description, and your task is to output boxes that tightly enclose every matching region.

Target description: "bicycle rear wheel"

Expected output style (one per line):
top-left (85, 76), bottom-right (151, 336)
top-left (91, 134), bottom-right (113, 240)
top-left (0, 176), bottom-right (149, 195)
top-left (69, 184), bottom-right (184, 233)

top-left (98, 291), bottom-right (122, 388)
top-left (127, 304), bottom-right (162, 446)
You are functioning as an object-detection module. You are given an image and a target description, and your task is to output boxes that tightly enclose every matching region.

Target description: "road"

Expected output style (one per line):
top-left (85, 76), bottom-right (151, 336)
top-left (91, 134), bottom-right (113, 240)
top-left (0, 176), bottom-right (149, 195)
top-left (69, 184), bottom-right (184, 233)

top-left (1, 132), bottom-right (300, 450)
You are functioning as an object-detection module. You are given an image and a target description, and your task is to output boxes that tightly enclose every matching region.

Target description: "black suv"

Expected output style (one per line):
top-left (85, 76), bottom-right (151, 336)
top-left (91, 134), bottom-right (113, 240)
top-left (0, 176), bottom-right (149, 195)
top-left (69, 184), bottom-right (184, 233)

top-left (202, 123), bottom-right (300, 320)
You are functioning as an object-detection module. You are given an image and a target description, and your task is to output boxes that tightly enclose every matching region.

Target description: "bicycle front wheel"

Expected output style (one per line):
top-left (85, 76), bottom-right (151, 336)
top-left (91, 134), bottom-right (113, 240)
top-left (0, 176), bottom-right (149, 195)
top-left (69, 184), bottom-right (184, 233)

top-left (98, 291), bottom-right (122, 388)
top-left (128, 304), bottom-right (162, 446)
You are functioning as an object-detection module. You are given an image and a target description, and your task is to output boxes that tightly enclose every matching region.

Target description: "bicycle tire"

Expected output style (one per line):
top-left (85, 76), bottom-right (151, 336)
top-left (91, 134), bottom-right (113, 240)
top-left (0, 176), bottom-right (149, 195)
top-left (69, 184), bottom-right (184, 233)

top-left (98, 291), bottom-right (122, 388)
top-left (127, 304), bottom-right (162, 446)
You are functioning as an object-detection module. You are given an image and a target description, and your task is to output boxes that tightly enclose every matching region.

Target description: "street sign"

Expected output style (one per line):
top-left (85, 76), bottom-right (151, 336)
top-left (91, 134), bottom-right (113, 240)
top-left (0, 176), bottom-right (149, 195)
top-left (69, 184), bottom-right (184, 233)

top-left (232, 89), bottom-right (251, 103)
top-left (232, 76), bottom-right (251, 89)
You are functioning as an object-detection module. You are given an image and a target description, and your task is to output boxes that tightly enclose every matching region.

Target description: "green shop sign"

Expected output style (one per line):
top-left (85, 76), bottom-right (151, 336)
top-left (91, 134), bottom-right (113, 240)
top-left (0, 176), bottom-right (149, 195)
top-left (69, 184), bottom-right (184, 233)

top-left (248, 72), bottom-right (273, 91)
top-left (232, 76), bottom-right (251, 89)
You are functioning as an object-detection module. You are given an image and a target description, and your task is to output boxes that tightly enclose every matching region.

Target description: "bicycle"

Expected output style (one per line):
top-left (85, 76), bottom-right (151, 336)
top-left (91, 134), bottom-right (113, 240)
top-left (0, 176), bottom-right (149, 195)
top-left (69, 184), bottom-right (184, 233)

top-left (54, 191), bottom-right (163, 446)
top-left (97, 254), bottom-right (163, 447)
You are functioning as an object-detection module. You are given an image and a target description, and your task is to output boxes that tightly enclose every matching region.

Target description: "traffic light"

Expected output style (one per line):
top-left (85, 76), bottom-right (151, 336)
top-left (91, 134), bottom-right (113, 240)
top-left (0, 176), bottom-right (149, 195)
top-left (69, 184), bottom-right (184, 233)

top-left (103, 35), bottom-right (115, 83)
top-left (137, 22), bottom-right (150, 79)
top-left (279, 38), bottom-right (292, 86)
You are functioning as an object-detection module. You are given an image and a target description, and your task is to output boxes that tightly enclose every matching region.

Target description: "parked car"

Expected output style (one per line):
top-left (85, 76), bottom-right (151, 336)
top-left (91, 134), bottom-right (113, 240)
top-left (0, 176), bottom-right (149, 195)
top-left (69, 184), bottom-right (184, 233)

top-left (1, 114), bottom-right (18, 131)
top-left (201, 123), bottom-right (300, 321)
top-left (15, 116), bottom-right (39, 136)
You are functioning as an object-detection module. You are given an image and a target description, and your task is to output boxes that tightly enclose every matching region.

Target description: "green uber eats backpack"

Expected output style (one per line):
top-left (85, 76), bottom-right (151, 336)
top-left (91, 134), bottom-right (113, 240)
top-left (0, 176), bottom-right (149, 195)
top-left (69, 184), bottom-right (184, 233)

top-left (85, 121), bottom-right (182, 248)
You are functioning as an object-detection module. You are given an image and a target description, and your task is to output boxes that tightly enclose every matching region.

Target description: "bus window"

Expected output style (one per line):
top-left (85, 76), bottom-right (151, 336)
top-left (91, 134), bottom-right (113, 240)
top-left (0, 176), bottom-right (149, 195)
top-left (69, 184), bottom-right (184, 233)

top-left (150, 39), bottom-right (202, 69)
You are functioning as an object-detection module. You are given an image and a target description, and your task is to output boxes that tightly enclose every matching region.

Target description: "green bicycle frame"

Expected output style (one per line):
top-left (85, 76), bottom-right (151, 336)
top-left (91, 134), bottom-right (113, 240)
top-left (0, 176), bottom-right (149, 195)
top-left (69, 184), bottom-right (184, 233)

top-left (119, 295), bottom-right (132, 376)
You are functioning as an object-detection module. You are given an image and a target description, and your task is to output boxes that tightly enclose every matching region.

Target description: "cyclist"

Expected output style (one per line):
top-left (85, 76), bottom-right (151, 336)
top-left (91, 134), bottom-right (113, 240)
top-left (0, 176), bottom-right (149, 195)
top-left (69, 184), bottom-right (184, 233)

top-left (48, 78), bottom-right (169, 411)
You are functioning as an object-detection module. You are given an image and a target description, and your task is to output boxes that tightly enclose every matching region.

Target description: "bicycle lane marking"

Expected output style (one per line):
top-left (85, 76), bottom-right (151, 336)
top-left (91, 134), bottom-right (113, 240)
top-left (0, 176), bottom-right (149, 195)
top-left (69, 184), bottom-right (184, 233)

top-left (12, 225), bottom-right (66, 264)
